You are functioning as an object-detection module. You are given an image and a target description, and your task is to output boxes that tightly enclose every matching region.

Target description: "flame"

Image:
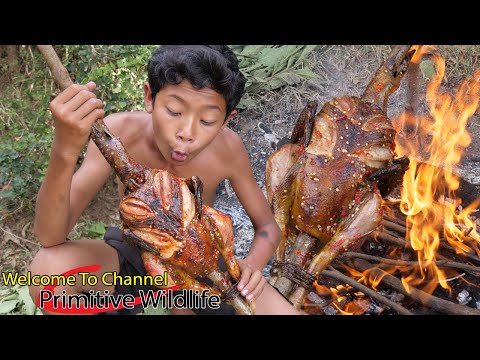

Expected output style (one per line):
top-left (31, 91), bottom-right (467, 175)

top-left (410, 45), bottom-right (438, 64)
top-left (392, 48), bottom-right (480, 295)
top-left (312, 282), bottom-right (370, 315)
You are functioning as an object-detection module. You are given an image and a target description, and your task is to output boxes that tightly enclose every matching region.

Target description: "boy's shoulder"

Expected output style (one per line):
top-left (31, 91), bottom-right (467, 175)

top-left (210, 127), bottom-right (250, 172)
top-left (103, 111), bottom-right (150, 129)
top-left (215, 127), bottom-right (245, 155)
top-left (103, 111), bottom-right (151, 143)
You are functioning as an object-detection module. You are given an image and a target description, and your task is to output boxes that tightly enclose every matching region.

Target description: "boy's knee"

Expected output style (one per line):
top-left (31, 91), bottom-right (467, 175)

top-left (29, 246), bottom-right (65, 276)
top-left (28, 244), bottom-right (85, 306)
top-left (28, 247), bottom-right (61, 298)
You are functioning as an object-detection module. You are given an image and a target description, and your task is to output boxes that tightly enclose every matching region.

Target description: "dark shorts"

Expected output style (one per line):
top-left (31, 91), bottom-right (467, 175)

top-left (103, 227), bottom-right (236, 315)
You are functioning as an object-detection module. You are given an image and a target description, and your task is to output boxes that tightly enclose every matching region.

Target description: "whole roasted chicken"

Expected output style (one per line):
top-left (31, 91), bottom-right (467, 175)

top-left (89, 121), bottom-right (253, 314)
top-left (266, 45), bottom-right (414, 308)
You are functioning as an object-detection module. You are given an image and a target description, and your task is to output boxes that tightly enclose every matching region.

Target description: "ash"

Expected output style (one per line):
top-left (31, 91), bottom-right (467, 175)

top-left (214, 182), bottom-right (273, 277)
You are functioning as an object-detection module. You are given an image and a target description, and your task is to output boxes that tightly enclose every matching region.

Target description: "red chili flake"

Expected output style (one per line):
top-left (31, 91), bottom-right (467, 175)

top-left (374, 82), bottom-right (385, 91)
top-left (334, 238), bottom-right (345, 250)
top-left (340, 207), bottom-right (349, 218)
top-left (296, 249), bottom-right (307, 257)
top-left (295, 145), bottom-right (305, 155)
top-left (355, 191), bottom-right (361, 204)
top-left (390, 142), bottom-right (396, 150)
top-left (378, 207), bottom-right (384, 217)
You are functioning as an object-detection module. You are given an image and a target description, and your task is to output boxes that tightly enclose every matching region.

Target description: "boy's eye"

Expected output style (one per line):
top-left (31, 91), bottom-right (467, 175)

top-left (201, 120), bottom-right (215, 126)
top-left (166, 108), bottom-right (180, 116)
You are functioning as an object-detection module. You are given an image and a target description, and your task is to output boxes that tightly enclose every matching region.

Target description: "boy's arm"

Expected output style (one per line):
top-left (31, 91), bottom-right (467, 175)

top-left (34, 82), bottom-right (110, 247)
top-left (226, 131), bottom-right (280, 300)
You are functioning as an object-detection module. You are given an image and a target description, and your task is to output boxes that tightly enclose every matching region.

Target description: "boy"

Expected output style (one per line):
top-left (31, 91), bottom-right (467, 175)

top-left (29, 45), bottom-right (300, 315)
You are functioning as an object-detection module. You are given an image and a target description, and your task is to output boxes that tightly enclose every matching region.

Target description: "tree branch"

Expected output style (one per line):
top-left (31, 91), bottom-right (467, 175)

top-left (36, 45), bottom-right (73, 90)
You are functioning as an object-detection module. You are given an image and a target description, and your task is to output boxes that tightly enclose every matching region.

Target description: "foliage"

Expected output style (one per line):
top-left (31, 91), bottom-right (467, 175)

top-left (142, 303), bottom-right (170, 315)
top-left (0, 46), bottom-right (55, 213)
top-left (230, 45), bottom-right (318, 109)
top-left (63, 45), bottom-right (159, 114)
top-left (83, 220), bottom-right (107, 239)
top-left (0, 285), bottom-right (42, 315)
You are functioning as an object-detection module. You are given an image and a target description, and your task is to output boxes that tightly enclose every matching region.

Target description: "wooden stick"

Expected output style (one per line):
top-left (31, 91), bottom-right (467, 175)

top-left (341, 251), bottom-right (480, 273)
top-left (0, 225), bottom-right (40, 247)
top-left (384, 206), bottom-right (478, 244)
top-left (373, 230), bottom-right (411, 248)
top-left (375, 228), bottom-right (480, 265)
top-left (436, 241), bottom-right (480, 264)
top-left (370, 231), bottom-right (480, 277)
top-left (322, 267), bottom-right (413, 315)
top-left (351, 258), bottom-right (480, 315)
top-left (36, 45), bottom-right (73, 90)
top-left (383, 214), bottom-right (406, 226)
top-left (382, 219), bottom-right (406, 235)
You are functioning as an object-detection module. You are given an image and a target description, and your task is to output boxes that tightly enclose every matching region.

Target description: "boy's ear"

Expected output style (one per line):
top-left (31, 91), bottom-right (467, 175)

top-left (144, 83), bottom-right (154, 113)
top-left (222, 110), bottom-right (237, 129)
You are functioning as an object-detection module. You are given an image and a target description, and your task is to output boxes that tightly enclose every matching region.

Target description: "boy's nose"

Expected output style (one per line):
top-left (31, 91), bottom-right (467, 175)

top-left (176, 125), bottom-right (194, 143)
top-left (178, 133), bottom-right (193, 142)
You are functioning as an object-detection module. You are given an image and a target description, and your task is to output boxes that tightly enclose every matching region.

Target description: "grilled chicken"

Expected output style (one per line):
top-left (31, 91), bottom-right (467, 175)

top-left (265, 45), bottom-right (414, 308)
top-left (90, 121), bottom-right (253, 315)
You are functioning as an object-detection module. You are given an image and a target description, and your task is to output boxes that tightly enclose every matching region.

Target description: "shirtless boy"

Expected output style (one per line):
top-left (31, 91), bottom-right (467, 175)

top-left (29, 45), bottom-right (300, 315)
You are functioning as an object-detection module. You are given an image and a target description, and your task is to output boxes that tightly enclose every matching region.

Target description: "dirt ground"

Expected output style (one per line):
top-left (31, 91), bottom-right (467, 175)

top-left (1, 45), bottom-right (479, 285)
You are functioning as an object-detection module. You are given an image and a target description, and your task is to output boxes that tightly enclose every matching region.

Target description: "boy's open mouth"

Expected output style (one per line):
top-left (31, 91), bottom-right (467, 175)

top-left (171, 150), bottom-right (188, 162)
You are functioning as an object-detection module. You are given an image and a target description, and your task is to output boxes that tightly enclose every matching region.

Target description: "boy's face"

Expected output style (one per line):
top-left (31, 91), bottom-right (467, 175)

top-left (144, 80), bottom-right (236, 166)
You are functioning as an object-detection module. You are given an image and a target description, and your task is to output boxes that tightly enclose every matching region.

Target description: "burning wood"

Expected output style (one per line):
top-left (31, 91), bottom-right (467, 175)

top-left (268, 45), bottom-right (480, 315)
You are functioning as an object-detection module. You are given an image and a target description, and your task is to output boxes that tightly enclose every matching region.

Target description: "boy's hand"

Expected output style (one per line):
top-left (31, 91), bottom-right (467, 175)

top-left (236, 259), bottom-right (267, 302)
top-left (49, 81), bottom-right (105, 159)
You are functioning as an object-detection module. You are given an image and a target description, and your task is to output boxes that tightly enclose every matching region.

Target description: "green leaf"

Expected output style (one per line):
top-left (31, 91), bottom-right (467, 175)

top-left (0, 286), bottom-right (15, 297)
top-left (0, 300), bottom-right (19, 314)
top-left (0, 191), bottom-right (14, 199)
top-left (259, 46), bottom-right (296, 71)
top-left (277, 68), bottom-right (316, 87)
top-left (296, 45), bottom-right (318, 61)
top-left (84, 222), bottom-right (107, 239)
top-left (143, 303), bottom-right (170, 315)
top-left (420, 59), bottom-right (436, 80)
top-left (1, 292), bottom-right (19, 302)
top-left (18, 285), bottom-right (39, 315)
top-left (233, 45), bottom-right (317, 100)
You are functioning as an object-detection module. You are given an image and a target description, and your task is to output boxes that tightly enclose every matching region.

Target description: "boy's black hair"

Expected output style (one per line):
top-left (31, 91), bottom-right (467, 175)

top-left (147, 45), bottom-right (247, 119)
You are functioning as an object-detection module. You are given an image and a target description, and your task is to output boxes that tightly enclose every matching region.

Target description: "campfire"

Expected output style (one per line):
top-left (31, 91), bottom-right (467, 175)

top-left (303, 47), bottom-right (480, 315)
